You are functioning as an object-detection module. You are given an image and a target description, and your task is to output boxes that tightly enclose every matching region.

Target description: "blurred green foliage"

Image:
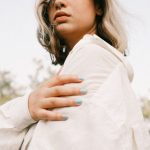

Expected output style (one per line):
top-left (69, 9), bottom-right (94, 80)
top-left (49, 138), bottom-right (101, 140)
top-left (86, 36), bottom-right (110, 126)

top-left (141, 96), bottom-right (150, 119)
top-left (0, 70), bottom-right (21, 105)
top-left (0, 59), bottom-right (56, 105)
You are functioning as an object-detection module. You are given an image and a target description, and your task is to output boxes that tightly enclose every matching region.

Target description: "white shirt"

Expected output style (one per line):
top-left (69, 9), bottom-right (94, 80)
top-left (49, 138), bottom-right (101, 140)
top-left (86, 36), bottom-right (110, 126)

top-left (0, 34), bottom-right (150, 150)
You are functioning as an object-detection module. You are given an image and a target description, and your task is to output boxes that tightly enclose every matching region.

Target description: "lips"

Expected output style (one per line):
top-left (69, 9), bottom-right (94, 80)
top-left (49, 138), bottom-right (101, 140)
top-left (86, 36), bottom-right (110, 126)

top-left (54, 11), bottom-right (70, 21)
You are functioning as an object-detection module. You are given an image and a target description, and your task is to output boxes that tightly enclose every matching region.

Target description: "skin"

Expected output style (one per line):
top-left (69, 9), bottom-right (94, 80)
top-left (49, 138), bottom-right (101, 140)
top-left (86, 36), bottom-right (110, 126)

top-left (49, 0), bottom-right (98, 49)
top-left (29, 75), bottom-right (85, 121)
top-left (29, 0), bottom-right (98, 121)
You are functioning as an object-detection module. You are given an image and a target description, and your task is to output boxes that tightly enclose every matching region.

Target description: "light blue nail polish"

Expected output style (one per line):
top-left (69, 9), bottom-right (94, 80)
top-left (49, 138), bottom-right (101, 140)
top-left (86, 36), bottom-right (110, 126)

top-left (75, 99), bottom-right (82, 105)
top-left (79, 78), bottom-right (84, 81)
top-left (63, 116), bottom-right (68, 121)
top-left (80, 89), bottom-right (87, 94)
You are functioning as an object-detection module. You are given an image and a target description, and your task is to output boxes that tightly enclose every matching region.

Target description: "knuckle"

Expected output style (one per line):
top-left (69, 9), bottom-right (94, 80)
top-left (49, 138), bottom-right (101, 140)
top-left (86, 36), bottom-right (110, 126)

top-left (57, 75), bottom-right (71, 83)
top-left (41, 111), bottom-right (50, 120)
top-left (32, 108), bottom-right (37, 116)
top-left (38, 88), bottom-right (46, 97)
top-left (54, 87), bottom-right (61, 95)
top-left (33, 110), bottom-right (41, 120)
top-left (39, 110), bottom-right (46, 118)
top-left (49, 99), bottom-right (57, 107)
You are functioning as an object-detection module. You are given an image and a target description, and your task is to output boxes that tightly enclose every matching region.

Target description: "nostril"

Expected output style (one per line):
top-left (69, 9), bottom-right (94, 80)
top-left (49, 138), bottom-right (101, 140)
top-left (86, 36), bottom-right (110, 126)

top-left (55, 2), bottom-right (65, 10)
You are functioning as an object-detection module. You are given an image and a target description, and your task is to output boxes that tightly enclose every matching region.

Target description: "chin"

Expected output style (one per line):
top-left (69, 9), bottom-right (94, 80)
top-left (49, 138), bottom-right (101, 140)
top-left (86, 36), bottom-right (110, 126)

top-left (56, 24), bottom-right (74, 36)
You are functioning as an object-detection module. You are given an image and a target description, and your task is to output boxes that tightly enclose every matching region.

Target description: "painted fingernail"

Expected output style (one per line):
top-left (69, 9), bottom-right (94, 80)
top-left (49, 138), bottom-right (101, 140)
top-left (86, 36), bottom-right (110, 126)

top-left (75, 99), bottom-right (82, 105)
top-left (62, 116), bottom-right (68, 121)
top-left (79, 78), bottom-right (84, 81)
top-left (80, 89), bottom-right (87, 94)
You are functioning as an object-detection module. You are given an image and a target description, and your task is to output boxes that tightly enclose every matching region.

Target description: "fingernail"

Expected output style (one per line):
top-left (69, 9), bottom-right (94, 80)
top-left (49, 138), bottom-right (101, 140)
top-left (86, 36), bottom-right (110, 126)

top-left (80, 89), bottom-right (87, 94)
top-left (79, 78), bottom-right (84, 81)
top-left (62, 116), bottom-right (68, 121)
top-left (75, 99), bottom-right (82, 105)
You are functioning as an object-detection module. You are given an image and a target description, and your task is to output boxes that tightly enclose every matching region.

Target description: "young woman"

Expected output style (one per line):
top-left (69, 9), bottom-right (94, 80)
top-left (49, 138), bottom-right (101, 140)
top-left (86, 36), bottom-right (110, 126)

top-left (0, 0), bottom-right (149, 149)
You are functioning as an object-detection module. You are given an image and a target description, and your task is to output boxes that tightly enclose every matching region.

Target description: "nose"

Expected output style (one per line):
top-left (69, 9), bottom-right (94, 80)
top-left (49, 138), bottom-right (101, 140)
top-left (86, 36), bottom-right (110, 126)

top-left (54, 0), bottom-right (66, 10)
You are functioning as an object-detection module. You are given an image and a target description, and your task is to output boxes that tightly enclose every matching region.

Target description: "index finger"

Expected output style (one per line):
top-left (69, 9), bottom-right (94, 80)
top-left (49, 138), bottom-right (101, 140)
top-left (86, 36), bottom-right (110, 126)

top-left (44, 75), bottom-right (83, 87)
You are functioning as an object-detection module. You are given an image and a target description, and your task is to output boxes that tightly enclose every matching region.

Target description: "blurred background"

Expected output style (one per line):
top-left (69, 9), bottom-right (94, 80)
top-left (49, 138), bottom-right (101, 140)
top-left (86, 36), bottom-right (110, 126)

top-left (0, 0), bottom-right (150, 123)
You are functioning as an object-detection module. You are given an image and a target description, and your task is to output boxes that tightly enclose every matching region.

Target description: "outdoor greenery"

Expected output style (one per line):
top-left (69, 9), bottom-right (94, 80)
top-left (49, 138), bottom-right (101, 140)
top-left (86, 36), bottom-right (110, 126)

top-left (0, 59), bottom-right (55, 105)
top-left (141, 95), bottom-right (150, 119)
top-left (0, 70), bottom-right (22, 105)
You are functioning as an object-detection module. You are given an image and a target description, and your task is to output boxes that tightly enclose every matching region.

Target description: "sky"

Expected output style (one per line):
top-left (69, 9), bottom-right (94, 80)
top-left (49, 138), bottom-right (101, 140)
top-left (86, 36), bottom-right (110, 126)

top-left (0, 0), bottom-right (150, 97)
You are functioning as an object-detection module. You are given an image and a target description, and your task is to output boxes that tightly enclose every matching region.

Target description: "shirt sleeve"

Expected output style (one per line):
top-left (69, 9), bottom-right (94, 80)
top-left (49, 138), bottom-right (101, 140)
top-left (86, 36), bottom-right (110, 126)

top-left (0, 92), bottom-right (36, 150)
top-left (86, 63), bottom-right (150, 150)
top-left (60, 44), bottom-right (121, 95)
top-left (57, 44), bottom-right (150, 150)
top-left (61, 43), bottom-right (121, 75)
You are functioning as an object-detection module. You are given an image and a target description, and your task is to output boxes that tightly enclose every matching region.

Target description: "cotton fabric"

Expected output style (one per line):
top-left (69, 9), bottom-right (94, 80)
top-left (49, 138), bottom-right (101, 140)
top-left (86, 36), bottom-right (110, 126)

top-left (0, 34), bottom-right (149, 150)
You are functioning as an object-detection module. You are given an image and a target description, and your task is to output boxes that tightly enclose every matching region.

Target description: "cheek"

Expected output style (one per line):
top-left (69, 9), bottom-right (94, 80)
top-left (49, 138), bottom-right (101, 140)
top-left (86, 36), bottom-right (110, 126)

top-left (73, 2), bottom-right (96, 24)
top-left (75, 11), bottom-right (96, 28)
top-left (48, 9), bottom-right (54, 23)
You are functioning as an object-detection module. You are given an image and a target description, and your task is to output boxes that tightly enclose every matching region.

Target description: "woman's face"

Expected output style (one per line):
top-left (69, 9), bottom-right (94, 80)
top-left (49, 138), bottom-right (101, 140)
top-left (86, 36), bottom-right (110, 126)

top-left (49, 0), bottom-right (97, 43)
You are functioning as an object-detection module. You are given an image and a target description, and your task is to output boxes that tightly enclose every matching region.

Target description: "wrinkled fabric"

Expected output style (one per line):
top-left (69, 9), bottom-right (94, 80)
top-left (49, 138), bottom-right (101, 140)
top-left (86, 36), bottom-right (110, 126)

top-left (0, 34), bottom-right (150, 150)
top-left (0, 92), bottom-right (36, 150)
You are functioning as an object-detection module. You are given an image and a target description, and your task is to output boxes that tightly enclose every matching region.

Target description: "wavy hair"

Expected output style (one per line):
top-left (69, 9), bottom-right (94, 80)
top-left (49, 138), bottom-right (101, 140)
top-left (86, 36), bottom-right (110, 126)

top-left (36, 0), bottom-right (127, 65)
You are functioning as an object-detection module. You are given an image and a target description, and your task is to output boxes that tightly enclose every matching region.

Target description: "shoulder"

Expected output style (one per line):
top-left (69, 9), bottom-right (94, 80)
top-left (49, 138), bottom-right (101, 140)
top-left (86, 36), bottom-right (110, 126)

top-left (64, 34), bottom-right (134, 81)
top-left (69, 34), bottom-right (124, 65)
top-left (68, 41), bottom-right (121, 69)
top-left (62, 42), bottom-right (121, 78)
top-left (81, 43), bottom-right (120, 63)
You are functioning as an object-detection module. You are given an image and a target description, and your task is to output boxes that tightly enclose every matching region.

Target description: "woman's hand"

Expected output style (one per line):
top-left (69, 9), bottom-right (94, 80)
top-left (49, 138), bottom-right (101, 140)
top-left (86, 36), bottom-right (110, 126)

top-left (28, 75), bottom-right (86, 121)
